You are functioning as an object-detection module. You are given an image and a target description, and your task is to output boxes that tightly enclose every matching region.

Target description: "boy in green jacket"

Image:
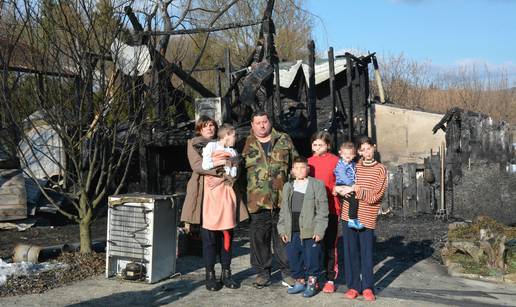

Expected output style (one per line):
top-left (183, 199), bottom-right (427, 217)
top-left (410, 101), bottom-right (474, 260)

top-left (277, 156), bottom-right (329, 298)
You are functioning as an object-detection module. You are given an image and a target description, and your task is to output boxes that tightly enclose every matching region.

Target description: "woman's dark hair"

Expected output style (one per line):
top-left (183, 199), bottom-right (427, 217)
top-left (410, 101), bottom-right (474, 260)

top-left (195, 115), bottom-right (218, 136)
top-left (357, 136), bottom-right (375, 148)
top-left (311, 131), bottom-right (332, 149)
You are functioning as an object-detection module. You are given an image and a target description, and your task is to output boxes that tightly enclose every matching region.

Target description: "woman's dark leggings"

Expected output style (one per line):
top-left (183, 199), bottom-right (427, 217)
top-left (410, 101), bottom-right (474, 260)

top-left (201, 228), bottom-right (233, 271)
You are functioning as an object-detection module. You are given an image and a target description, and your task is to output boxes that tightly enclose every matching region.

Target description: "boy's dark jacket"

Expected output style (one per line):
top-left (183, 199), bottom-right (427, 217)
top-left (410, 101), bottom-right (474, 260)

top-left (277, 177), bottom-right (329, 241)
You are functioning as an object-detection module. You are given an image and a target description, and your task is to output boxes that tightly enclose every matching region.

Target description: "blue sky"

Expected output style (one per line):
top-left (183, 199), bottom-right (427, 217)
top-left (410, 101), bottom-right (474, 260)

top-left (306, 0), bottom-right (516, 80)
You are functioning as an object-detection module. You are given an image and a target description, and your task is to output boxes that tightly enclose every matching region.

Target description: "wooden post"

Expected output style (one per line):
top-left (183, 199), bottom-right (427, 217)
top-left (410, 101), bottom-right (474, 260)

top-left (363, 62), bottom-right (370, 136)
top-left (372, 56), bottom-right (385, 104)
top-left (224, 48), bottom-right (232, 104)
top-left (139, 140), bottom-right (148, 193)
top-left (440, 141), bottom-right (445, 212)
top-left (307, 40), bottom-right (317, 133)
top-left (345, 54), bottom-right (354, 141)
top-left (328, 47), bottom-right (337, 148)
top-left (274, 61), bottom-right (281, 127)
top-left (217, 66), bottom-right (222, 97)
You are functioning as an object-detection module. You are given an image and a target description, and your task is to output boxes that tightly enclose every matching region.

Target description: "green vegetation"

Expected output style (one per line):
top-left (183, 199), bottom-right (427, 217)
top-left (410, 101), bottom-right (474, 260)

top-left (445, 216), bottom-right (516, 276)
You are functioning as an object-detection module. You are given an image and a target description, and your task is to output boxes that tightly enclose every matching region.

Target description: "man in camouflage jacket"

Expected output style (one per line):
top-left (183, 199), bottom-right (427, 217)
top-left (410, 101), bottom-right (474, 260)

top-left (242, 110), bottom-right (298, 288)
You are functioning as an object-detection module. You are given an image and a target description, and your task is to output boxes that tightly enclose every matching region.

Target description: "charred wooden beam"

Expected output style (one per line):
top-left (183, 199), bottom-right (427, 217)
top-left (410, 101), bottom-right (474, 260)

top-left (345, 54), bottom-right (354, 140)
top-left (307, 40), bottom-right (317, 133)
top-left (224, 48), bottom-right (233, 105)
top-left (273, 63), bottom-right (281, 126)
top-left (372, 55), bottom-right (385, 104)
top-left (125, 5), bottom-right (216, 98)
top-left (165, 62), bottom-right (216, 98)
top-left (142, 20), bottom-right (262, 36)
top-left (328, 47), bottom-right (337, 146)
top-left (6, 66), bottom-right (76, 78)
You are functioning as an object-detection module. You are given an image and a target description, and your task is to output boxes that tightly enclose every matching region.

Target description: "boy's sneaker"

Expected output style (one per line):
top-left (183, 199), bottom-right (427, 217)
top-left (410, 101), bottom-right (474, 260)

top-left (322, 281), bottom-right (336, 293)
top-left (302, 276), bottom-right (317, 297)
top-left (363, 288), bottom-right (376, 301)
top-left (287, 281), bottom-right (305, 294)
top-left (281, 275), bottom-right (295, 287)
top-left (253, 274), bottom-right (271, 289)
top-left (348, 219), bottom-right (365, 230)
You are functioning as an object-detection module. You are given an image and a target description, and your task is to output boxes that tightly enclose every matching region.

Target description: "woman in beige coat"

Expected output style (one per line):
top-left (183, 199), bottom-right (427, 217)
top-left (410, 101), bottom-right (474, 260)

top-left (180, 116), bottom-right (248, 291)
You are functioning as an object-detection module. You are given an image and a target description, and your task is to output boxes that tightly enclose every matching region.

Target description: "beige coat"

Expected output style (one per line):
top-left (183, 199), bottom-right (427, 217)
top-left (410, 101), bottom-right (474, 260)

top-left (181, 136), bottom-right (249, 225)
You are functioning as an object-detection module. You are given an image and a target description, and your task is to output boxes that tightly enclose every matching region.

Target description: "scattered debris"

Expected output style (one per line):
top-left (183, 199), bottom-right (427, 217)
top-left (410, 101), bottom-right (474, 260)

top-left (0, 219), bottom-right (36, 231)
top-left (0, 258), bottom-right (66, 287)
top-left (0, 252), bottom-right (105, 297)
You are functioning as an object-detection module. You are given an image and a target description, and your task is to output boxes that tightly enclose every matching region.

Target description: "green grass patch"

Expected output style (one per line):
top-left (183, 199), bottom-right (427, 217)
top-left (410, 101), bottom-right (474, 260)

top-left (448, 253), bottom-right (503, 276)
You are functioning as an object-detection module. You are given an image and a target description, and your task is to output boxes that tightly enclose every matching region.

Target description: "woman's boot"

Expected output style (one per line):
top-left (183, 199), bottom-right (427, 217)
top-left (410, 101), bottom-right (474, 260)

top-left (206, 270), bottom-right (221, 291)
top-left (221, 269), bottom-right (238, 289)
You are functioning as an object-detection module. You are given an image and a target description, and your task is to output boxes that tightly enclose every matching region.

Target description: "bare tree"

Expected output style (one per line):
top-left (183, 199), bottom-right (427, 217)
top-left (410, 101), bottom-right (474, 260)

top-left (0, 0), bottom-right (147, 253)
top-left (1, 0), bottom-right (275, 253)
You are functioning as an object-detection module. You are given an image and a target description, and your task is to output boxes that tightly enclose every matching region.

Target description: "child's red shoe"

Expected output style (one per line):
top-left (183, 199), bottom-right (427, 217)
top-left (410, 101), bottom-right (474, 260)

top-left (344, 289), bottom-right (359, 299)
top-left (362, 288), bottom-right (376, 301)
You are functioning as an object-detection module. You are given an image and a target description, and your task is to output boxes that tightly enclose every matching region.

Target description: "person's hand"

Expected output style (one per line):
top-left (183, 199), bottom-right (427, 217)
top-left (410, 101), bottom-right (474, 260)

top-left (214, 159), bottom-right (227, 167)
top-left (312, 235), bottom-right (321, 242)
top-left (281, 234), bottom-right (289, 243)
top-left (336, 185), bottom-right (354, 196)
top-left (332, 187), bottom-right (338, 196)
top-left (184, 223), bottom-right (191, 234)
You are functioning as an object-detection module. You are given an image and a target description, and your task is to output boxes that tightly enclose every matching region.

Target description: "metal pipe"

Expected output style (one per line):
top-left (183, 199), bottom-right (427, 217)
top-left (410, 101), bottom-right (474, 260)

top-left (12, 240), bottom-right (106, 263)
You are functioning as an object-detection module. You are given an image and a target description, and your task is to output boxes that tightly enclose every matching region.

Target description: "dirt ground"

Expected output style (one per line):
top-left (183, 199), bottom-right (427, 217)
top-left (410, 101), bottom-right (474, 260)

top-left (3, 213), bottom-right (516, 306)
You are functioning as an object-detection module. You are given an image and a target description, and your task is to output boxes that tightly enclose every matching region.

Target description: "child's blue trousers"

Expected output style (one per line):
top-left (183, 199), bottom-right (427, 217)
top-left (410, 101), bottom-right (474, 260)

top-left (285, 232), bottom-right (323, 279)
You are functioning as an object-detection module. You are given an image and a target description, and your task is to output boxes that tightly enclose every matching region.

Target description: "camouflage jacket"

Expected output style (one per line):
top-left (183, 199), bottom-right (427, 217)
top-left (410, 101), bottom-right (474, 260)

top-left (242, 129), bottom-right (298, 213)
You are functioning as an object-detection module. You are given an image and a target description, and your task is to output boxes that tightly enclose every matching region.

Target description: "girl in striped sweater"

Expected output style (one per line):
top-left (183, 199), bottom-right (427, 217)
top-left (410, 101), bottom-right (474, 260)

top-left (335, 136), bottom-right (387, 302)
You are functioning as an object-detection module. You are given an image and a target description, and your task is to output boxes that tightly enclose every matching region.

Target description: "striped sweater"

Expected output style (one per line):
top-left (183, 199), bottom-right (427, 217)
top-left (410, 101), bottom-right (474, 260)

top-left (340, 160), bottom-right (387, 229)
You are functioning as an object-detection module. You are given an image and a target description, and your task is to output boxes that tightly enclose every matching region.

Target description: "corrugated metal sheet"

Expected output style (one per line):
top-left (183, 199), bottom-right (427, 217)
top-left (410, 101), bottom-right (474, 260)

top-left (274, 58), bottom-right (348, 88)
top-left (19, 114), bottom-right (65, 180)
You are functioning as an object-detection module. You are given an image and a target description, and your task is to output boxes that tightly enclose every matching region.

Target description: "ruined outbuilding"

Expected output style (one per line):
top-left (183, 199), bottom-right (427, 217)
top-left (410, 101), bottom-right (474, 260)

top-left (434, 108), bottom-right (515, 225)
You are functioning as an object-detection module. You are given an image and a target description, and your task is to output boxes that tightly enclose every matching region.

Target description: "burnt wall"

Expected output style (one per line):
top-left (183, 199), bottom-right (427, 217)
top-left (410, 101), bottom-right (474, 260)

top-left (438, 108), bottom-right (516, 225)
top-left (452, 161), bottom-right (516, 225)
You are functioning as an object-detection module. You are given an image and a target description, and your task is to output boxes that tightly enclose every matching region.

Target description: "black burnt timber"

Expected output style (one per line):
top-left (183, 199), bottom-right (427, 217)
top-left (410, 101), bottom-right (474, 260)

top-left (142, 20), bottom-right (263, 36)
top-left (273, 61), bottom-right (281, 127)
top-left (217, 65), bottom-right (223, 97)
top-left (224, 48), bottom-right (233, 105)
top-left (4, 66), bottom-right (77, 78)
top-left (165, 62), bottom-right (217, 98)
top-left (124, 6), bottom-right (216, 99)
top-left (361, 61), bottom-right (370, 135)
top-left (307, 40), bottom-right (317, 134)
top-left (345, 54), bottom-right (354, 141)
top-left (328, 47), bottom-right (337, 147)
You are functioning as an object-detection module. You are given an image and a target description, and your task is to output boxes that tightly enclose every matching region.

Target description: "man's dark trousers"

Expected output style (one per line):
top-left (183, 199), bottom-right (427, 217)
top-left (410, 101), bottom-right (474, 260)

top-left (249, 209), bottom-right (290, 279)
